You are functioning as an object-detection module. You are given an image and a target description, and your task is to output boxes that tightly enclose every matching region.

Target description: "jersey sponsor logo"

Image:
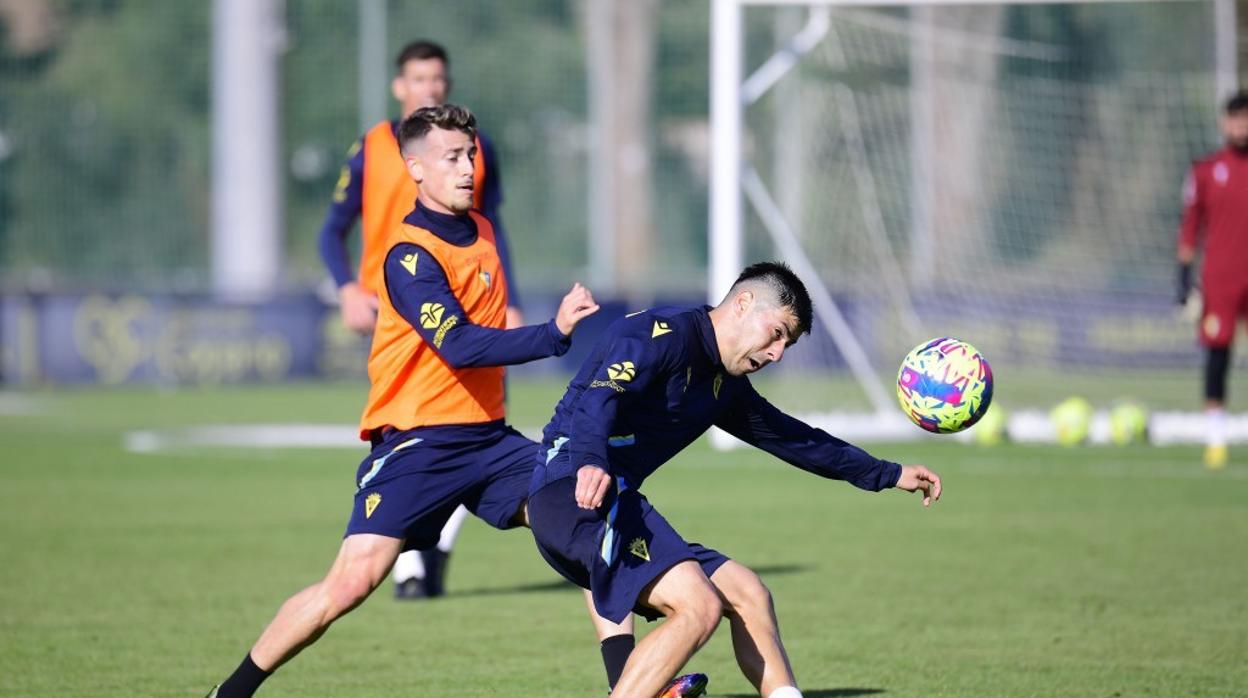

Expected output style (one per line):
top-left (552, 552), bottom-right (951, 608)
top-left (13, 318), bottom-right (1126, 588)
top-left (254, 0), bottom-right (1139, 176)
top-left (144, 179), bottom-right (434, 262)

top-left (364, 492), bottom-right (382, 519)
top-left (419, 302), bottom-right (445, 329)
top-left (713, 372), bottom-right (724, 399)
top-left (1214, 161), bottom-right (1229, 185)
top-left (433, 314), bottom-right (459, 348)
top-left (590, 379), bottom-right (627, 393)
top-left (628, 537), bottom-right (650, 561)
top-left (607, 361), bottom-right (636, 382)
top-left (651, 320), bottom-right (672, 338)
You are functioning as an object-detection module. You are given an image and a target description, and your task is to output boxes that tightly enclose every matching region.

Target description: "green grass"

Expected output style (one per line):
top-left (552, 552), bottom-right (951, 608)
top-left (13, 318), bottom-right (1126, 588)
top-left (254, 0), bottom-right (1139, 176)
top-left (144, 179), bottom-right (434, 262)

top-left (1, 380), bottom-right (1246, 696)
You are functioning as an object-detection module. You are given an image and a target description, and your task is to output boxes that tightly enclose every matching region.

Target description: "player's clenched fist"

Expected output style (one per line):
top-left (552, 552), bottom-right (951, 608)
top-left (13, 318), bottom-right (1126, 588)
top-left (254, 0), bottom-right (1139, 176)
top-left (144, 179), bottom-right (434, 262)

top-left (555, 282), bottom-right (600, 336)
top-left (575, 464), bottom-right (612, 509)
top-left (895, 464), bottom-right (942, 507)
top-left (339, 281), bottom-right (379, 335)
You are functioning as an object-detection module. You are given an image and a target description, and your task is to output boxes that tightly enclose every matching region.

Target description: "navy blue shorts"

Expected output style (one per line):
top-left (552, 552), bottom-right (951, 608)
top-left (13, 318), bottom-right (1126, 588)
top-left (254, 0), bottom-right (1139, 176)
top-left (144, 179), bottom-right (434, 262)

top-left (528, 476), bottom-right (729, 623)
top-left (345, 421), bottom-right (535, 552)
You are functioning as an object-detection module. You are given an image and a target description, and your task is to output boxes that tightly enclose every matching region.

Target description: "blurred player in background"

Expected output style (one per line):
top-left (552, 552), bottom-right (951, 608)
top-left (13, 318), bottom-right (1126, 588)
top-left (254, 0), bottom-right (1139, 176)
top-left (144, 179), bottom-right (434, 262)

top-left (1177, 90), bottom-right (1248, 470)
top-left (318, 40), bottom-right (522, 598)
top-left (528, 262), bottom-right (942, 698)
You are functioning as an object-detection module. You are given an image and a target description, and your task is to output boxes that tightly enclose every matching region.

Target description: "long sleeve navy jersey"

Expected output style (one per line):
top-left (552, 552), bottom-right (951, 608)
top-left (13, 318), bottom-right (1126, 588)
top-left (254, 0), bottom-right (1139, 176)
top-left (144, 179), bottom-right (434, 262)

top-left (317, 123), bottom-right (520, 307)
top-left (383, 201), bottom-right (568, 369)
top-left (535, 306), bottom-right (902, 492)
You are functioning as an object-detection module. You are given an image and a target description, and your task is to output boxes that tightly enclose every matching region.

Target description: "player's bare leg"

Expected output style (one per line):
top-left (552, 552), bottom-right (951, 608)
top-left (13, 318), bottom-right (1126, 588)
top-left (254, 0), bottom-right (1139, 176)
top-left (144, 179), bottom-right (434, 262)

top-left (609, 561), bottom-right (723, 698)
top-left (251, 533), bottom-right (402, 670)
top-left (710, 561), bottom-right (799, 697)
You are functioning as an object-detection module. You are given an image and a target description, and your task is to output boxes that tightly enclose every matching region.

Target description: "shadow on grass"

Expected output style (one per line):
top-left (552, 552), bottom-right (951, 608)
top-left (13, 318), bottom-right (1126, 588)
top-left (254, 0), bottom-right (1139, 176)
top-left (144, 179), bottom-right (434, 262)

top-left (442, 562), bottom-right (813, 599)
top-left (724, 690), bottom-right (883, 698)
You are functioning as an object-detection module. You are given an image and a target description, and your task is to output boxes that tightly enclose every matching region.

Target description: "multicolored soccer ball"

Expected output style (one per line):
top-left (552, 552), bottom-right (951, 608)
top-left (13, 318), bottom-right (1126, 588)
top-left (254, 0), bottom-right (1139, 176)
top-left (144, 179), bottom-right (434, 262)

top-left (896, 337), bottom-right (993, 434)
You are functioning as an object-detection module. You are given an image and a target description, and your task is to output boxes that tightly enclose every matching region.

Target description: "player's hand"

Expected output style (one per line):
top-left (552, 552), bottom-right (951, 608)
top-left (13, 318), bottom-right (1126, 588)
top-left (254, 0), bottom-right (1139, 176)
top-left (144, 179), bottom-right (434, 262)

top-left (505, 306), bottom-right (525, 329)
top-left (339, 282), bottom-right (379, 335)
top-left (575, 464), bottom-right (612, 510)
top-left (1176, 263), bottom-right (1193, 306)
top-left (555, 283), bottom-right (600, 336)
top-left (895, 464), bottom-right (942, 507)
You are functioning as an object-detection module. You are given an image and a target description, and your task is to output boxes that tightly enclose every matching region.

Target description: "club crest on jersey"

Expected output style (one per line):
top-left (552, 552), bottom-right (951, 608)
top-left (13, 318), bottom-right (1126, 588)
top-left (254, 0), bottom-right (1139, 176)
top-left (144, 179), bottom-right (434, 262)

top-left (1214, 161), bottom-right (1230, 184)
top-left (628, 537), bottom-right (650, 561)
top-left (419, 302), bottom-right (445, 329)
top-left (478, 268), bottom-right (492, 289)
top-left (651, 320), bottom-right (672, 338)
top-left (713, 372), bottom-right (724, 399)
top-left (364, 492), bottom-right (381, 519)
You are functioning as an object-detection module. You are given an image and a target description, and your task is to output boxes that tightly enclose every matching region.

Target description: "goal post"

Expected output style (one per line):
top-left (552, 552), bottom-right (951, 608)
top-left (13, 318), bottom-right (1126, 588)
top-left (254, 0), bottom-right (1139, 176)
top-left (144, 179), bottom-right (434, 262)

top-left (709, 0), bottom-right (1238, 431)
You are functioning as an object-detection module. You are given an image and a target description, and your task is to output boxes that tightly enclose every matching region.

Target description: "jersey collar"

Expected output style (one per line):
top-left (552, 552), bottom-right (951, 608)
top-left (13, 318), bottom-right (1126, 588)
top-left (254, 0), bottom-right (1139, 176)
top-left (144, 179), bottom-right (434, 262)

top-left (693, 306), bottom-right (724, 369)
top-left (404, 200), bottom-right (478, 247)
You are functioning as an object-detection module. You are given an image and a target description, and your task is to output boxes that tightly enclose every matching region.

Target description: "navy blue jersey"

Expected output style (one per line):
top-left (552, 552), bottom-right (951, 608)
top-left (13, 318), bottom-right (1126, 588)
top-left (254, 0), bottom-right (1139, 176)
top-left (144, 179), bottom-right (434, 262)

top-left (536, 306), bottom-right (901, 492)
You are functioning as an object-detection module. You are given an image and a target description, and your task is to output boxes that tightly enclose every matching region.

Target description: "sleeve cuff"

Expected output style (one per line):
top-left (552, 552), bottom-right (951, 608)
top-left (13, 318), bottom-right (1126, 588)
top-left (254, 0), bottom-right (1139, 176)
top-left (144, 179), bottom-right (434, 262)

top-left (885, 461), bottom-right (903, 489)
top-left (548, 319), bottom-right (572, 355)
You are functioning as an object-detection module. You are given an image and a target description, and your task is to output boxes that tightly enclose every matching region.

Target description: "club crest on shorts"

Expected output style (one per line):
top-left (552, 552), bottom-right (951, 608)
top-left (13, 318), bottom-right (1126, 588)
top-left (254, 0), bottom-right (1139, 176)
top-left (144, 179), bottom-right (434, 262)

top-left (1204, 313), bottom-right (1222, 340)
top-left (628, 537), bottom-right (650, 561)
top-left (364, 492), bottom-right (381, 519)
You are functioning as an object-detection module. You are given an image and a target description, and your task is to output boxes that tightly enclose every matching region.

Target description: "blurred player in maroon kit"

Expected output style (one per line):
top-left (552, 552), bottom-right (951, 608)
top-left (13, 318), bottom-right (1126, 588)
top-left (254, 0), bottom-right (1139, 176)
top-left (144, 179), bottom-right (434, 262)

top-left (1177, 90), bottom-right (1248, 469)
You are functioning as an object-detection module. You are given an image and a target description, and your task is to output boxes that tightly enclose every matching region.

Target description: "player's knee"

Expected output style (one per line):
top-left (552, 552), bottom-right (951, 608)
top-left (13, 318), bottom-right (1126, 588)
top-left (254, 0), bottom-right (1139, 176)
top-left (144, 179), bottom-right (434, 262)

top-left (322, 573), bottom-right (377, 617)
top-left (734, 574), bottom-right (775, 618)
top-left (679, 584), bottom-right (724, 642)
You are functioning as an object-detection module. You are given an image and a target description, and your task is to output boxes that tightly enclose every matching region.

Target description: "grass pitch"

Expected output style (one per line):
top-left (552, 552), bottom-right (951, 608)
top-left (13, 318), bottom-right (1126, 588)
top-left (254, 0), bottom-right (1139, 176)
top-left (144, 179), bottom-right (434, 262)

top-left (1, 379), bottom-right (1245, 696)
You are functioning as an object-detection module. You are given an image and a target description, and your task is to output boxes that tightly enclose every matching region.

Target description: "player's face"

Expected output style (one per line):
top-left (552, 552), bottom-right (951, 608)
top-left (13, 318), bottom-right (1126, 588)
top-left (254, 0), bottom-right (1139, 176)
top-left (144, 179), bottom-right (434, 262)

top-left (1223, 111), bottom-right (1248, 151)
top-left (405, 127), bottom-right (477, 215)
top-left (392, 58), bottom-right (450, 117)
top-left (726, 296), bottom-right (799, 377)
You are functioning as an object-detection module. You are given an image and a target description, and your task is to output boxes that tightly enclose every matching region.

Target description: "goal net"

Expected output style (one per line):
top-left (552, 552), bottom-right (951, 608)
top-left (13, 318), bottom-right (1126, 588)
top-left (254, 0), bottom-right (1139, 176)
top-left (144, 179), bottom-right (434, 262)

top-left (712, 0), bottom-right (1236, 440)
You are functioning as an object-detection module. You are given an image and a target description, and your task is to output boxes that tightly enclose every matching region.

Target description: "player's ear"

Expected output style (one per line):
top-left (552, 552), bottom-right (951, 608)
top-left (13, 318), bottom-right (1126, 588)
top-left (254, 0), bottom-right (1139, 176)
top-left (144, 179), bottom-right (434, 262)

top-left (735, 290), bottom-right (753, 317)
top-left (391, 75), bottom-right (406, 103)
top-left (404, 152), bottom-right (424, 183)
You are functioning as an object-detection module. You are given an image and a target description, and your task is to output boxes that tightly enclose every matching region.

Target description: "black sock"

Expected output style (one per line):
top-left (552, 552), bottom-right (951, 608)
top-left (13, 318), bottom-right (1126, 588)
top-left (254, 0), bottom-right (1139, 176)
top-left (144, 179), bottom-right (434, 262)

top-left (216, 653), bottom-right (270, 698)
top-left (600, 633), bottom-right (635, 691)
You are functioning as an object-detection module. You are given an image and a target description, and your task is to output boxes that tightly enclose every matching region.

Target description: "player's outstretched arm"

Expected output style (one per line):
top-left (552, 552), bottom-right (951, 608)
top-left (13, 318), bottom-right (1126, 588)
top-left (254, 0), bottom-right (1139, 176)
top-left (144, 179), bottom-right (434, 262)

top-left (894, 464), bottom-right (942, 507)
top-left (714, 385), bottom-right (902, 491)
top-left (385, 244), bottom-right (596, 368)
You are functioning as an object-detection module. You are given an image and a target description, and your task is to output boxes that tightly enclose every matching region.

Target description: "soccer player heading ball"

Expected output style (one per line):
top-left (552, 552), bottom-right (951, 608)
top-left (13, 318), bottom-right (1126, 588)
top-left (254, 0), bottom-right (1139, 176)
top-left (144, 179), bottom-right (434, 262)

top-left (528, 262), bottom-right (942, 698)
top-left (1177, 89), bottom-right (1248, 469)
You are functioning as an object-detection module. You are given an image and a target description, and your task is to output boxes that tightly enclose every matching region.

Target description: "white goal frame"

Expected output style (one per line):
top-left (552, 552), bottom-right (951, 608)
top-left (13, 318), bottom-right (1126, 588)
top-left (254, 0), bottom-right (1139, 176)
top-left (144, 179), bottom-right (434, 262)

top-left (708, 0), bottom-right (1238, 413)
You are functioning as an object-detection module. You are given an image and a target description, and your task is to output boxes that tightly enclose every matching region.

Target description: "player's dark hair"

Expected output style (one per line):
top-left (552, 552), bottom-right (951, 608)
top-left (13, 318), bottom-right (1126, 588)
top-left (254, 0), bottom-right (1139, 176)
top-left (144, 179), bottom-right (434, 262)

top-left (1225, 90), bottom-right (1248, 115)
top-left (395, 40), bottom-right (449, 74)
top-left (732, 261), bottom-right (813, 336)
top-left (397, 104), bottom-right (477, 154)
